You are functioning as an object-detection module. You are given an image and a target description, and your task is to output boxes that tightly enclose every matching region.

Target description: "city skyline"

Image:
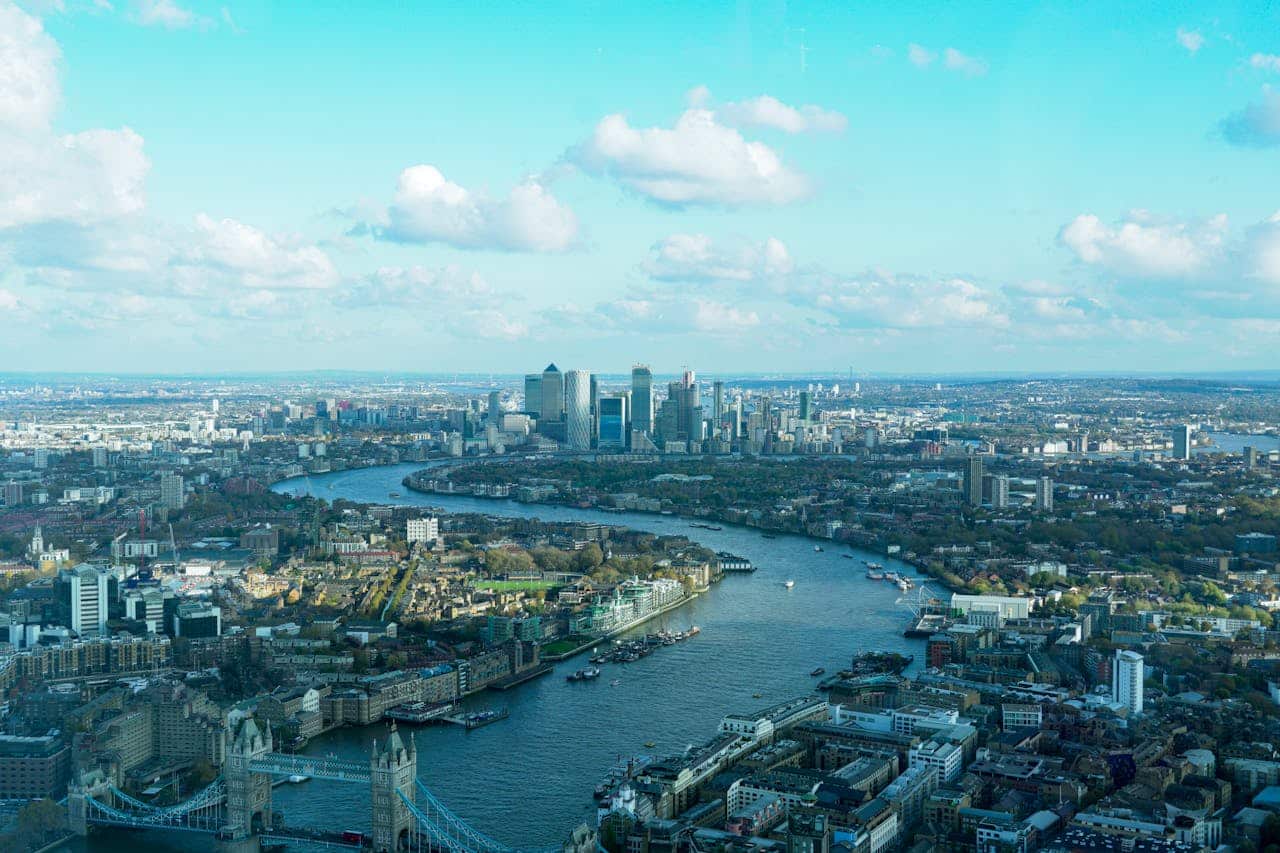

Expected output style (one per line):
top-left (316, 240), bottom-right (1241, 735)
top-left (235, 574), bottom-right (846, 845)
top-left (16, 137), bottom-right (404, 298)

top-left (3, 1), bottom-right (1280, 373)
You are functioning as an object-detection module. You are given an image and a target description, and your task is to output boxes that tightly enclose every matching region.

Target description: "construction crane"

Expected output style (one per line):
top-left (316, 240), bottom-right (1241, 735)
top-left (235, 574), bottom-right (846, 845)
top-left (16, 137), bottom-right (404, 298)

top-left (168, 523), bottom-right (179, 570)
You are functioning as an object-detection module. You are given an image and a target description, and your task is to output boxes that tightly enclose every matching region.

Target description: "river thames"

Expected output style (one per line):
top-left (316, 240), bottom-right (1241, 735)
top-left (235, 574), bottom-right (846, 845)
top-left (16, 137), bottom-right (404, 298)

top-left (73, 461), bottom-right (924, 850)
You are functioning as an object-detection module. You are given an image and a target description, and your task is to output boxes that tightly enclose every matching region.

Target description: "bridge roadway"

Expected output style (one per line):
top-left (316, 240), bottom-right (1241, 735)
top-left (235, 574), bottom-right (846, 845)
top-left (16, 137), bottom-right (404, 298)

top-left (249, 752), bottom-right (371, 784)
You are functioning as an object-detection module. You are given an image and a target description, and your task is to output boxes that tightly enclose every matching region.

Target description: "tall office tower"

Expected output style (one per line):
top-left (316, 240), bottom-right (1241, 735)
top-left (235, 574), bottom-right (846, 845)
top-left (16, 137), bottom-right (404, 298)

top-left (963, 457), bottom-right (984, 507)
top-left (92, 447), bottom-right (108, 468)
top-left (1034, 476), bottom-right (1054, 512)
top-left (541, 364), bottom-right (564, 422)
top-left (523, 374), bottom-right (542, 417)
top-left (657, 399), bottom-right (681, 444)
top-left (487, 391), bottom-right (501, 420)
top-left (564, 370), bottom-right (592, 450)
top-left (65, 564), bottom-right (109, 636)
top-left (589, 375), bottom-right (599, 426)
top-left (34, 448), bottom-right (49, 469)
top-left (1112, 649), bottom-right (1144, 715)
top-left (991, 475), bottom-right (1010, 509)
top-left (760, 397), bottom-right (773, 433)
top-left (596, 394), bottom-right (630, 450)
top-left (734, 398), bottom-right (744, 438)
top-left (631, 365), bottom-right (654, 435)
top-left (3, 481), bottom-right (23, 507)
top-left (1172, 424), bottom-right (1192, 460)
top-left (712, 381), bottom-right (724, 430)
top-left (1244, 446), bottom-right (1258, 469)
top-left (160, 472), bottom-right (185, 510)
top-left (1077, 432), bottom-right (1089, 454)
top-left (798, 391), bottom-right (811, 422)
top-left (679, 371), bottom-right (702, 446)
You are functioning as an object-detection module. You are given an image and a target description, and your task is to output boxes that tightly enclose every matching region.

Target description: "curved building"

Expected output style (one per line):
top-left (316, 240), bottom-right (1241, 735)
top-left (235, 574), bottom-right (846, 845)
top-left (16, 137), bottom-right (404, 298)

top-left (564, 370), bottom-right (592, 450)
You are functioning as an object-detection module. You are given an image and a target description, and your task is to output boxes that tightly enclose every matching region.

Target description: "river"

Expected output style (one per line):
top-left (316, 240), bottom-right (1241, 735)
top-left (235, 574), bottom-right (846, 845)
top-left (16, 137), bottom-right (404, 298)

top-left (74, 461), bottom-right (924, 851)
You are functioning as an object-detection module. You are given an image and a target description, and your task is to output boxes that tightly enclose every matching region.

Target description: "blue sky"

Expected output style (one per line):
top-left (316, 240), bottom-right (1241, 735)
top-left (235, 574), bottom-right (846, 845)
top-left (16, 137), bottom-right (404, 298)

top-left (1, 0), bottom-right (1279, 374)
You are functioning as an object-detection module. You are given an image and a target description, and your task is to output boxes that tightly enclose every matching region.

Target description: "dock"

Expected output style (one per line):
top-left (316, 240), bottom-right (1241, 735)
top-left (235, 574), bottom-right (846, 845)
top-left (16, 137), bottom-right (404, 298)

top-left (488, 663), bottom-right (554, 691)
top-left (385, 701), bottom-right (457, 724)
top-left (441, 707), bottom-right (510, 730)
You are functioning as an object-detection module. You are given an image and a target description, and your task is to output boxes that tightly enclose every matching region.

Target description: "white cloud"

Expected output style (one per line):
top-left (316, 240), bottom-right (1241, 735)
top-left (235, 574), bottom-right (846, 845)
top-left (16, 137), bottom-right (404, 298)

top-left (573, 108), bottom-right (810, 206)
top-left (804, 273), bottom-right (1010, 329)
top-left (0, 1), bottom-right (59, 131)
top-left (1220, 89), bottom-right (1280, 147)
top-left (1176, 28), bottom-right (1204, 54)
top-left (943, 48), bottom-right (988, 77)
top-left (1058, 211), bottom-right (1228, 278)
top-left (717, 93), bottom-right (847, 134)
top-left (342, 264), bottom-right (494, 306)
top-left (132, 0), bottom-right (203, 29)
top-left (0, 288), bottom-right (19, 310)
top-left (381, 165), bottom-right (577, 252)
top-left (1250, 53), bottom-right (1280, 73)
top-left (0, 4), bottom-right (150, 230)
top-left (907, 44), bottom-right (935, 67)
top-left (643, 234), bottom-right (792, 282)
top-left (180, 214), bottom-right (340, 290)
top-left (692, 299), bottom-right (759, 333)
top-left (1245, 211), bottom-right (1280, 288)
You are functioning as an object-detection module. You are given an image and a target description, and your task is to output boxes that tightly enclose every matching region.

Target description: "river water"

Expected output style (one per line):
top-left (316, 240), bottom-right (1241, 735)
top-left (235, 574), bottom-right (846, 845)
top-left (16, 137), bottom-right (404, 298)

top-left (75, 461), bottom-right (924, 851)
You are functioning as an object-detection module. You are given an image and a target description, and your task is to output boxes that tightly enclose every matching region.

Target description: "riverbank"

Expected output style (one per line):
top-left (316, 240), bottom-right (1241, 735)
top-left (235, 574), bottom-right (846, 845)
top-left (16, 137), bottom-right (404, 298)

top-left (539, 588), bottom-right (703, 661)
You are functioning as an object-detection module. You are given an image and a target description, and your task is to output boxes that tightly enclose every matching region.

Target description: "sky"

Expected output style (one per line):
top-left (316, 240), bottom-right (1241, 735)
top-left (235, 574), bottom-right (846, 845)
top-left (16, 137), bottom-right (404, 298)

top-left (1, 0), bottom-right (1279, 375)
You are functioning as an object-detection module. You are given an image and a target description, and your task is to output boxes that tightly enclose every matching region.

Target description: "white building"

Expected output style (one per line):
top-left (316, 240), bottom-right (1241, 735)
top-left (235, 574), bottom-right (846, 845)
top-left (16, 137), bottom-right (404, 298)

top-left (1034, 476), bottom-right (1054, 512)
top-left (65, 564), bottom-right (111, 636)
top-left (909, 738), bottom-right (964, 783)
top-left (1112, 649), bottom-right (1144, 715)
top-left (160, 472), bottom-right (185, 510)
top-left (406, 516), bottom-right (440, 545)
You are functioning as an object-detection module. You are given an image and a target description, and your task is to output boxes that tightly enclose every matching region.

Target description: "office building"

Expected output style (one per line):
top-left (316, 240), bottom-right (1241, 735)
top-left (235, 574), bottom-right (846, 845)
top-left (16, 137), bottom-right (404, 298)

top-left (799, 391), bottom-right (811, 421)
top-left (564, 370), bottom-right (592, 450)
top-left (406, 516), bottom-right (440, 544)
top-left (1112, 649), bottom-right (1144, 715)
top-left (160, 472), bottom-right (185, 510)
top-left (540, 364), bottom-right (564, 422)
top-left (0, 731), bottom-right (70, 799)
top-left (34, 448), bottom-right (49, 469)
top-left (679, 371), bottom-right (703, 447)
top-left (92, 447), bottom-right (108, 468)
top-left (172, 602), bottom-right (222, 638)
top-left (1244, 446), bottom-right (1259, 469)
top-left (523, 374), bottom-right (542, 417)
top-left (1172, 424), bottom-right (1192, 460)
top-left (1034, 476), bottom-right (1054, 512)
top-left (596, 394), bottom-right (629, 450)
top-left (631, 365), bottom-right (654, 435)
top-left (64, 563), bottom-right (111, 637)
top-left (991, 475), bottom-right (1009, 509)
top-left (712, 380), bottom-right (724, 432)
top-left (963, 457), bottom-right (984, 507)
top-left (3, 481), bottom-right (22, 507)
top-left (487, 391), bottom-right (501, 420)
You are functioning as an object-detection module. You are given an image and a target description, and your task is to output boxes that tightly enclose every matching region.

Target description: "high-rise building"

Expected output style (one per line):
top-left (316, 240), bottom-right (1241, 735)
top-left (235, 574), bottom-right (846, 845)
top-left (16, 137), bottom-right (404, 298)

top-left (487, 391), bottom-right (501, 420)
top-left (799, 391), bottom-right (811, 422)
top-left (160, 472), bottom-right (185, 510)
top-left (1034, 476), bottom-right (1054, 512)
top-left (1172, 424), bottom-right (1192, 460)
top-left (1244, 446), bottom-right (1258, 469)
top-left (92, 447), bottom-right (108, 468)
top-left (564, 370), bottom-right (592, 450)
top-left (406, 517), bottom-right (440, 544)
top-left (631, 365), bottom-right (654, 435)
top-left (64, 564), bottom-right (110, 637)
top-left (963, 457), bottom-right (984, 507)
top-left (34, 448), bottom-right (49, 469)
top-left (1112, 649), bottom-right (1144, 715)
top-left (541, 364), bottom-right (564, 422)
top-left (3, 481), bottom-right (22, 507)
top-left (712, 381), bottom-right (724, 432)
top-left (991, 475), bottom-right (1009, 509)
top-left (596, 394), bottom-right (629, 450)
top-left (523, 374), bottom-right (542, 417)
top-left (679, 370), bottom-right (702, 447)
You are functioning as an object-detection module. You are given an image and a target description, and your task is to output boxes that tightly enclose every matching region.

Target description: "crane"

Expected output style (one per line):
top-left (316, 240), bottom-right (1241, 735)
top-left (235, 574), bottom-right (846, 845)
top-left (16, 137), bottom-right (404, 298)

top-left (168, 523), bottom-right (179, 571)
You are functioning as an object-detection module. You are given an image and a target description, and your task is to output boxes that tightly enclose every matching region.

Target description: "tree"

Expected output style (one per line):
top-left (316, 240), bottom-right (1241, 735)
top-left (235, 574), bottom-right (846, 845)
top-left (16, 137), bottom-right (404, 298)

top-left (574, 544), bottom-right (604, 572)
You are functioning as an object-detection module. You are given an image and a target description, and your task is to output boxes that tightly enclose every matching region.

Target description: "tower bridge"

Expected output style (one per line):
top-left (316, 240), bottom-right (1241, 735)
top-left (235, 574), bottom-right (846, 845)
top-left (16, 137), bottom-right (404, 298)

top-left (65, 716), bottom-right (550, 853)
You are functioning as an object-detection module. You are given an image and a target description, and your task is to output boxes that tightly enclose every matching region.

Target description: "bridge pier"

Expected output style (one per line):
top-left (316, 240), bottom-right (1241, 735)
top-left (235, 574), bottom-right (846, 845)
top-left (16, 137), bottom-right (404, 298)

top-left (216, 833), bottom-right (262, 853)
top-left (226, 717), bottom-right (274, 839)
top-left (66, 771), bottom-right (112, 836)
top-left (370, 723), bottom-right (417, 853)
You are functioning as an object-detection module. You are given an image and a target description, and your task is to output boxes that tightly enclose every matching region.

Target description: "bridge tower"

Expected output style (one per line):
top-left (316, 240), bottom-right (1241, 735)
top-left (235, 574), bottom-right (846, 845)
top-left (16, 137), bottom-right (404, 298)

top-left (66, 770), bottom-right (112, 836)
top-left (225, 717), bottom-right (274, 839)
top-left (370, 723), bottom-right (417, 852)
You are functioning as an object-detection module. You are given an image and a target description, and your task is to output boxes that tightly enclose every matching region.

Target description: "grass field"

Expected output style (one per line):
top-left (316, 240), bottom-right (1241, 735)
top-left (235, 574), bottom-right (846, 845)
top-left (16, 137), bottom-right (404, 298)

top-left (541, 635), bottom-right (594, 656)
top-left (473, 579), bottom-right (559, 593)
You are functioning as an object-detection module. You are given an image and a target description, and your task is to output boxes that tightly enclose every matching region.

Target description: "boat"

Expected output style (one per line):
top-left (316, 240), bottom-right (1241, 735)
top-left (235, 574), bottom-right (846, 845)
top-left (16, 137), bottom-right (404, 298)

top-left (810, 667), bottom-right (825, 677)
top-left (841, 554), bottom-right (854, 559)
top-left (865, 562), bottom-right (883, 570)
top-left (897, 579), bottom-right (911, 592)
top-left (866, 571), bottom-right (884, 580)
top-left (752, 692), bottom-right (762, 698)
top-left (287, 774), bottom-right (309, 784)
top-left (783, 580), bottom-right (795, 589)
top-left (610, 679), bottom-right (621, 687)
top-left (762, 533), bottom-right (777, 539)
top-left (644, 741), bottom-right (655, 748)
top-left (566, 666), bottom-right (602, 682)
top-left (814, 545), bottom-right (824, 552)
top-left (687, 626), bottom-right (700, 636)
top-left (388, 491), bottom-right (401, 498)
